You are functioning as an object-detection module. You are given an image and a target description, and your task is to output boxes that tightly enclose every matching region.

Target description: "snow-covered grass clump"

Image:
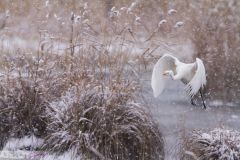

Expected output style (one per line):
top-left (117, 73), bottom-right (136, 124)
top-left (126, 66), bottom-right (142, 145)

top-left (42, 85), bottom-right (164, 159)
top-left (0, 50), bottom-right (164, 159)
top-left (181, 128), bottom-right (240, 160)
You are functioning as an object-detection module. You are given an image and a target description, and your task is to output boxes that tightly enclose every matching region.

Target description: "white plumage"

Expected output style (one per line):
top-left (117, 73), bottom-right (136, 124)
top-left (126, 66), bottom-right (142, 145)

top-left (151, 54), bottom-right (207, 108)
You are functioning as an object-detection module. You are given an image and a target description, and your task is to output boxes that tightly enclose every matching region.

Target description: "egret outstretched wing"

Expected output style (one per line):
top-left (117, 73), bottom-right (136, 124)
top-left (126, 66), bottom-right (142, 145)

top-left (151, 54), bottom-right (177, 97)
top-left (186, 58), bottom-right (206, 96)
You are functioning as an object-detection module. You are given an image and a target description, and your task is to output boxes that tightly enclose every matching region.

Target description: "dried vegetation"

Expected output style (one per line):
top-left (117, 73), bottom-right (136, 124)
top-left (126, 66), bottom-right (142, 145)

top-left (181, 128), bottom-right (240, 160)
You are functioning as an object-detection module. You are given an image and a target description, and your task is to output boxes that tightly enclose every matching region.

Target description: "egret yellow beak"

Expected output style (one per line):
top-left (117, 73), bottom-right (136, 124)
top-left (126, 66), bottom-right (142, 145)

top-left (163, 71), bottom-right (168, 75)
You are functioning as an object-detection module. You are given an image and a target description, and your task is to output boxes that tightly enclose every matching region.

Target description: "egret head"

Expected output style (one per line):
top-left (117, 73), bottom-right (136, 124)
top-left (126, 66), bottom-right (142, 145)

top-left (163, 70), bottom-right (173, 76)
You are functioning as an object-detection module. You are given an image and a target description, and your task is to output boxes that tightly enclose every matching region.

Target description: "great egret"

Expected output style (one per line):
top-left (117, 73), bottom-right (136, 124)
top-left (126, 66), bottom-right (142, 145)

top-left (151, 54), bottom-right (207, 109)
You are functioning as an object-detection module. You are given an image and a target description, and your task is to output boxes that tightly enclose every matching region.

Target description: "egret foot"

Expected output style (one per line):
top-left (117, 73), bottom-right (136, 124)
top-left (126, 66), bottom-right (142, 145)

top-left (200, 89), bottom-right (207, 109)
top-left (190, 98), bottom-right (196, 106)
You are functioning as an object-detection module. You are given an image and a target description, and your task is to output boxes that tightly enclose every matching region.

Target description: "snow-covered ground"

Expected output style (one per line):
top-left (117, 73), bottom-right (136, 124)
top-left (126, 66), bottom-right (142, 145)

top-left (1, 135), bottom-right (81, 160)
top-left (141, 72), bottom-right (240, 160)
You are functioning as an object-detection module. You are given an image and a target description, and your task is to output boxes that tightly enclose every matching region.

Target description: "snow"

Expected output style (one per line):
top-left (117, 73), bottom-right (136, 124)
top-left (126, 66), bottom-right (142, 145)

top-left (135, 15), bottom-right (141, 22)
top-left (188, 128), bottom-right (240, 159)
top-left (174, 21), bottom-right (184, 28)
top-left (45, 0), bottom-right (49, 7)
top-left (120, 7), bottom-right (127, 11)
top-left (0, 150), bottom-right (32, 159)
top-left (168, 9), bottom-right (177, 15)
top-left (158, 19), bottom-right (167, 27)
top-left (2, 136), bottom-right (81, 160)
top-left (0, 149), bottom-right (81, 160)
top-left (201, 133), bottom-right (211, 139)
top-left (209, 100), bottom-right (224, 107)
top-left (208, 100), bottom-right (239, 108)
top-left (231, 115), bottom-right (239, 119)
top-left (75, 15), bottom-right (81, 22)
top-left (127, 2), bottom-right (137, 14)
top-left (40, 148), bottom-right (81, 160)
top-left (83, 2), bottom-right (88, 10)
top-left (3, 135), bottom-right (43, 151)
top-left (110, 7), bottom-right (120, 17)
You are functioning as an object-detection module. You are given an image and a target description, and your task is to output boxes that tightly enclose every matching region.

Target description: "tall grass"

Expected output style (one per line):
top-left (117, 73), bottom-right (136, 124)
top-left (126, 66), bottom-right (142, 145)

top-left (176, 0), bottom-right (240, 102)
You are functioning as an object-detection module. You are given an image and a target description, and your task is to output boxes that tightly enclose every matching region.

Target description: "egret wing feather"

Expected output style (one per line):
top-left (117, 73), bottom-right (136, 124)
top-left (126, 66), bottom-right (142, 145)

top-left (186, 58), bottom-right (206, 96)
top-left (151, 54), bottom-right (177, 97)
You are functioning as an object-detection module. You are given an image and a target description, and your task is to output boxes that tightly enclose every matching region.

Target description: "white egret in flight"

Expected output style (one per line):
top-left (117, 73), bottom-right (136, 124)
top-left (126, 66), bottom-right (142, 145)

top-left (151, 54), bottom-right (207, 109)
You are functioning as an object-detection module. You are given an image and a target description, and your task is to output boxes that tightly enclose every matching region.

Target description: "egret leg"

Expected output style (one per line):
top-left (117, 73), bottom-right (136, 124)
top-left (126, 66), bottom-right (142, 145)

top-left (199, 88), bottom-right (206, 109)
top-left (190, 97), bottom-right (196, 106)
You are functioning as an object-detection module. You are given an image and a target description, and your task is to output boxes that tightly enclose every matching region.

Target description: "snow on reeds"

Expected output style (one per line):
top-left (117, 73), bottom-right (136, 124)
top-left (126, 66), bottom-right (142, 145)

top-left (181, 128), bottom-right (240, 160)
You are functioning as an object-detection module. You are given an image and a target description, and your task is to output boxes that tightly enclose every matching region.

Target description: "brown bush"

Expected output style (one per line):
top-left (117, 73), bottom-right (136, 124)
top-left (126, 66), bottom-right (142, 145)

top-left (0, 53), bottom-right (55, 149)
